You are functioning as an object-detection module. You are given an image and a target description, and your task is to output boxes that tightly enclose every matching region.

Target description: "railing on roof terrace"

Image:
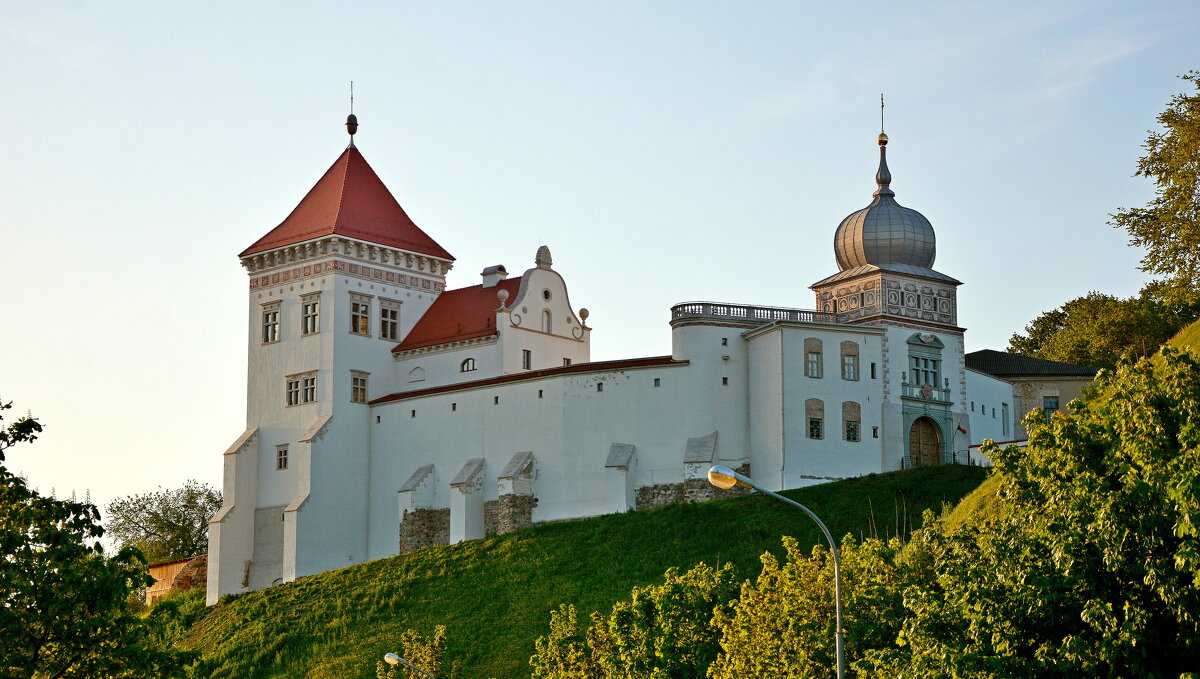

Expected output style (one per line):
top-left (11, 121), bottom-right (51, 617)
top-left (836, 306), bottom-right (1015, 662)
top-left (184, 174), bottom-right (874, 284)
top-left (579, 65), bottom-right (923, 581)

top-left (670, 301), bottom-right (838, 326)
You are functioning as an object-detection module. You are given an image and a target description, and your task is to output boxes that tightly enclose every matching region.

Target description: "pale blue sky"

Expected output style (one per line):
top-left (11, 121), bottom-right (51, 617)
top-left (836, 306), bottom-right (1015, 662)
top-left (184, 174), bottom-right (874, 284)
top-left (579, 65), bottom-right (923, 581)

top-left (1, 1), bottom-right (1195, 521)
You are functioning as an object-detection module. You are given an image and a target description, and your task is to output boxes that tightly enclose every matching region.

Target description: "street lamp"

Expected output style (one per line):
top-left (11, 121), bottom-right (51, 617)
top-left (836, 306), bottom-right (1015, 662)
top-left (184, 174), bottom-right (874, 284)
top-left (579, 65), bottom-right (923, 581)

top-left (707, 464), bottom-right (845, 679)
top-left (382, 653), bottom-right (436, 679)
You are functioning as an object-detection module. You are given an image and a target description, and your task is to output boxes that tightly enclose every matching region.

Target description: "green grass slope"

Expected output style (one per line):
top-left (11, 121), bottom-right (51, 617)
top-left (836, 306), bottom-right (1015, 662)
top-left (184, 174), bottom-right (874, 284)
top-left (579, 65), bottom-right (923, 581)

top-left (1168, 317), bottom-right (1200, 351)
top-left (177, 466), bottom-right (985, 679)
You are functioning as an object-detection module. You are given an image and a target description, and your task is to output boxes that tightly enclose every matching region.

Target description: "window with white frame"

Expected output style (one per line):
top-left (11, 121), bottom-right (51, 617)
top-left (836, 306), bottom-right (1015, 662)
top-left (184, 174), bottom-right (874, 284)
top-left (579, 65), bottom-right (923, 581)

top-left (522, 349), bottom-right (532, 370)
top-left (301, 374), bottom-right (317, 403)
top-left (276, 445), bottom-right (288, 470)
top-left (261, 302), bottom-right (280, 343)
top-left (804, 338), bottom-right (823, 378)
top-left (379, 298), bottom-right (401, 341)
top-left (840, 341), bottom-right (859, 381)
top-left (351, 371), bottom-right (368, 403)
top-left (301, 293), bottom-right (320, 335)
top-left (286, 372), bottom-right (317, 406)
top-left (350, 293), bottom-right (371, 336)
top-left (460, 358), bottom-right (477, 372)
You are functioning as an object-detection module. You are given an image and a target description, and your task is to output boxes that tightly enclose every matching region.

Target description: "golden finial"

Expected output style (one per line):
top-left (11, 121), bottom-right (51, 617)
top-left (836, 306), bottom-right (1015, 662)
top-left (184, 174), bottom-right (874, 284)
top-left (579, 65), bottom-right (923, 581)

top-left (877, 94), bottom-right (888, 146)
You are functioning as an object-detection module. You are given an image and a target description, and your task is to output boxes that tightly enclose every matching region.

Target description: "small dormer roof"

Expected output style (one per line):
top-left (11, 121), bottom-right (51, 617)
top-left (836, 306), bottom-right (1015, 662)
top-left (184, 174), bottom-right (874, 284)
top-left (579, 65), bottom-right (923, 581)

top-left (240, 146), bottom-right (454, 260)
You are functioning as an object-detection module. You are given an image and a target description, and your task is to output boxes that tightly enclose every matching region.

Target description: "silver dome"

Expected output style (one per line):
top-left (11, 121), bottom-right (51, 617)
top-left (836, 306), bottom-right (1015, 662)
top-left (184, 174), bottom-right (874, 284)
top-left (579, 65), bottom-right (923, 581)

top-left (833, 142), bottom-right (935, 271)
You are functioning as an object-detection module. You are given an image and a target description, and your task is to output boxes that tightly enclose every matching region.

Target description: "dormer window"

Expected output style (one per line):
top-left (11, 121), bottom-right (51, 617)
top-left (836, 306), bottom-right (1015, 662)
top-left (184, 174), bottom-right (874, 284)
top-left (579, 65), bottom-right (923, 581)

top-left (460, 358), bottom-right (477, 372)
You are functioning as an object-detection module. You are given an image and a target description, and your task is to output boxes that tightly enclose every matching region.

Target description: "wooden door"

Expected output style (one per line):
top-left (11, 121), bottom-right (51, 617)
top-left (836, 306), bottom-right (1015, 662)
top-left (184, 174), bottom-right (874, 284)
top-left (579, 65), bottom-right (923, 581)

top-left (909, 418), bottom-right (940, 467)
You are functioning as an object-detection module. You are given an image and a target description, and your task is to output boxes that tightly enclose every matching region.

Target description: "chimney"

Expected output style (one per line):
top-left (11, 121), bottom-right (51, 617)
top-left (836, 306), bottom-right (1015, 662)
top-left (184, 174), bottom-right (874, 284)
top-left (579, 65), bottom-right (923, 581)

top-left (481, 265), bottom-right (508, 288)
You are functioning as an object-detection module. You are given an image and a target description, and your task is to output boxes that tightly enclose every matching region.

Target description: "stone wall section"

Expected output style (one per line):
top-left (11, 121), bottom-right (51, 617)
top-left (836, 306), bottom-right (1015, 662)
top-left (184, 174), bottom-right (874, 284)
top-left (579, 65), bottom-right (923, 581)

top-left (635, 463), bottom-right (752, 510)
top-left (399, 507), bottom-right (450, 553)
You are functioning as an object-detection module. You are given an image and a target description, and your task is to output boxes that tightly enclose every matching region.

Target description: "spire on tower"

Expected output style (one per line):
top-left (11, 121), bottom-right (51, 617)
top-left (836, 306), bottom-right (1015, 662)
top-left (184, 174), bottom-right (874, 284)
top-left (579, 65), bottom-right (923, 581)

top-left (346, 81), bottom-right (358, 148)
top-left (874, 97), bottom-right (894, 198)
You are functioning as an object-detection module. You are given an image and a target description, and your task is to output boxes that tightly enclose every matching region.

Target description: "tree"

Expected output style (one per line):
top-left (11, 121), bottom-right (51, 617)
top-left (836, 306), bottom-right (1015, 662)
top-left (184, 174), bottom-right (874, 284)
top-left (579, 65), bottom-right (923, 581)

top-left (708, 535), bottom-right (928, 679)
top-left (1112, 71), bottom-right (1200, 302)
top-left (374, 625), bottom-right (460, 679)
top-left (530, 562), bottom-right (740, 679)
top-left (0, 400), bottom-right (191, 678)
top-left (860, 351), bottom-right (1200, 677)
top-left (1008, 289), bottom-right (1200, 370)
top-left (105, 480), bottom-right (221, 564)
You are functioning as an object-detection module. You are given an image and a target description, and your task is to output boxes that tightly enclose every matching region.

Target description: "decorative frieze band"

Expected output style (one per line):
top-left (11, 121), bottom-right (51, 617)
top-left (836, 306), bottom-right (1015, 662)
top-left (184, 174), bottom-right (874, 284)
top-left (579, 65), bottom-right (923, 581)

top-left (247, 259), bottom-right (446, 293)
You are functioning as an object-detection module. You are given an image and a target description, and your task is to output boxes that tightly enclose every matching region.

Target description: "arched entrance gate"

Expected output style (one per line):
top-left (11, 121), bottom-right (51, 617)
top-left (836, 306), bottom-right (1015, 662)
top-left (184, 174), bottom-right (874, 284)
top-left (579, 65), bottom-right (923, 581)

top-left (908, 417), bottom-right (941, 467)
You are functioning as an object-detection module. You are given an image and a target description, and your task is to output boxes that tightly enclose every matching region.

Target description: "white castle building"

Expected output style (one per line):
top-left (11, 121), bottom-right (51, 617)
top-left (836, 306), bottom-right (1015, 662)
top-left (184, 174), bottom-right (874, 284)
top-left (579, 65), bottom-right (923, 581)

top-left (207, 119), bottom-right (1028, 604)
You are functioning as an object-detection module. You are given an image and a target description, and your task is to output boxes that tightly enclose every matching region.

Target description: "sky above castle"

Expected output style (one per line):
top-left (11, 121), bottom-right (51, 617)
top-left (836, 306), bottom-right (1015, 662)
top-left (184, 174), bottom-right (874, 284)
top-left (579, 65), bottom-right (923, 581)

top-left (1, 1), bottom-right (1196, 519)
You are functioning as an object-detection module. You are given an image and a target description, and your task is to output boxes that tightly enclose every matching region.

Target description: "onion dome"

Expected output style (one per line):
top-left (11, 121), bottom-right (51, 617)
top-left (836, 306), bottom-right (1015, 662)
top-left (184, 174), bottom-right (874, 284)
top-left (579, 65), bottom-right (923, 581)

top-left (832, 133), bottom-right (935, 271)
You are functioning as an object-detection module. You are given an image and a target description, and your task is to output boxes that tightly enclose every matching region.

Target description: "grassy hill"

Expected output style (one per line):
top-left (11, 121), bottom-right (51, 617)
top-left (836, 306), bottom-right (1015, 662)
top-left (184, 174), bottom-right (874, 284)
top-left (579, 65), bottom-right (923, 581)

top-left (171, 465), bottom-right (986, 679)
top-left (1169, 317), bottom-right (1200, 351)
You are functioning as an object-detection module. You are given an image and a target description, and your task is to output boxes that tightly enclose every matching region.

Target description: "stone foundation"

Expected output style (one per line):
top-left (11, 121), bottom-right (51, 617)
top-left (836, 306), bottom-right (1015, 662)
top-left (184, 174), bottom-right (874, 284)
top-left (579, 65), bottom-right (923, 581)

top-left (635, 463), bottom-right (752, 510)
top-left (399, 507), bottom-right (450, 553)
top-left (494, 493), bottom-right (535, 534)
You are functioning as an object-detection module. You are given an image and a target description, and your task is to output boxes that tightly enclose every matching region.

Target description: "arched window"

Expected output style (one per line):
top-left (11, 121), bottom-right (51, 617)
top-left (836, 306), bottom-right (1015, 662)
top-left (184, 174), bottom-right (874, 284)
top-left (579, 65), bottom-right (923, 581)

top-left (840, 341), bottom-right (859, 381)
top-left (805, 398), bottom-right (824, 439)
top-left (460, 358), bottom-right (477, 372)
top-left (542, 309), bottom-right (552, 334)
top-left (842, 401), bottom-right (861, 442)
top-left (407, 367), bottom-right (425, 383)
top-left (804, 338), bottom-right (823, 378)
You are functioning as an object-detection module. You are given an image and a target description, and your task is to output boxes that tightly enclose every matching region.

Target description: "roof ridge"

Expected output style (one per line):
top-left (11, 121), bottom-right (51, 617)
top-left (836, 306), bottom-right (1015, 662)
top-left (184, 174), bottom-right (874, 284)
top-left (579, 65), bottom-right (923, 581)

top-left (330, 148), bottom-right (352, 233)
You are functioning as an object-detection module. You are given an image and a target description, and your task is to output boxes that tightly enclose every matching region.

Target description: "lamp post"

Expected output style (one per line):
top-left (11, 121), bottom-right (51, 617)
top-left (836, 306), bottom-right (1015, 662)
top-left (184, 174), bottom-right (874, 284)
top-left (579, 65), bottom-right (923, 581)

top-left (707, 464), bottom-right (845, 679)
top-left (382, 653), bottom-right (436, 679)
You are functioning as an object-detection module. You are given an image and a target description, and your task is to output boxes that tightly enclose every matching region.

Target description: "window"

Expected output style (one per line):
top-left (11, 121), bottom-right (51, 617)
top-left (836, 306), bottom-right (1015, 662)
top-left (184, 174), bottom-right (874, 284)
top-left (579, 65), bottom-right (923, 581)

top-left (843, 401), bottom-right (861, 442)
top-left (301, 294), bottom-right (320, 335)
top-left (563, 358), bottom-right (572, 366)
top-left (846, 421), bottom-right (861, 442)
top-left (261, 302), bottom-right (280, 343)
top-left (971, 401), bottom-right (975, 411)
top-left (809, 418), bottom-right (823, 439)
top-left (380, 299), bottom-right (401, 341)
top-left (302, 375), bottom-right (316, 403)
top-left (992, 407), bottom-right (996, 418)
top-left (909, 355), bottom-right (940, 387)
top-left (842, 355), bottom-right (859, 381)
top-left (276, 446), bottom-right (288, 470)
top-left (872, 426), bottom-right (879, 439)
top-left (351, 372), bottom-right (368, 403)
top-left (537, 389), bottom-right (543, 399)
top-left (1043, 396), bottom-right (1059, 422)
top-left (451, 402), bottom-right (457, 412)
top-left (805, 398), bottom-right (824, 439)
top-left (410, 410), bottom-right (416, 418)
top-left (840, 341), bottom-right (859, 381)
top-left (286, 372), bottom-right (316, 406)
top-left (804, 338), bottom-right (823, 378)
top-left (597, 383), bottom-right (604, 392)
top-left (1002, 403), bottom-right (1010, 435)
top-left (721, 337), bottom-right (728, 346)
top-left (350, 293), bottom-right (371, 336)
top-left (460, 358), bottom-right (477, 372)
top-left (653, 378), bottom-right (661, 387)
top-left (522, 350), bottom-right (532, 370)
top-left (870, 362), bottom-right (877, 379)
top-left (493, 396), bottom-right (499, 405)
top-left (542, 309), bottom-right (552, 333)
top-left (722, 376), bottom-right (729, 385)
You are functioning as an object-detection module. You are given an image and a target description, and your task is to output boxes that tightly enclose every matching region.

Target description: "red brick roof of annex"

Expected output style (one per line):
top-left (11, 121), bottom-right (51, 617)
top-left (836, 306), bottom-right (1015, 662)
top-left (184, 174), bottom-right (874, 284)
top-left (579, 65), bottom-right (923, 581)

top-left (393, 278), bottom-right (524, 352)
top-left (369, 355), bottom-right (688, 405)
top-left (240, 146), bottom-right (454, 261)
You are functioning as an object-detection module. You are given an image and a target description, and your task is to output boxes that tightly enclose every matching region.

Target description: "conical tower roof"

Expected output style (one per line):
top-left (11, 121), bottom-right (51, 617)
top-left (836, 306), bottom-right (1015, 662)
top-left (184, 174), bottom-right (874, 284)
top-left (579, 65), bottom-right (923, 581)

top-left (240, 146), bottom-right (454, 260)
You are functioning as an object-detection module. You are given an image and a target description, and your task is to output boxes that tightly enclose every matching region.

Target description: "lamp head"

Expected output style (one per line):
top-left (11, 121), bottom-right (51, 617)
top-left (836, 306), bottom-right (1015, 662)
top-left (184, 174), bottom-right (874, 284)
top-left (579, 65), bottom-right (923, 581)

top-left (384, 653), bottom-right (401, 666)
top-left (707, 465), bottom-right (753, 490)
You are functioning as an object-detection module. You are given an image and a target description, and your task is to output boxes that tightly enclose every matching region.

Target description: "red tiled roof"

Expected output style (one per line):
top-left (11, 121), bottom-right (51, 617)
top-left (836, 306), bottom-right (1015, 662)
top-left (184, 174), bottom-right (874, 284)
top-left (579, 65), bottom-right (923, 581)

top-left (395, 278), bottom-right (523, 351)
top-left (240, 146), bottom-right (454, 260)
top-left (369, 356), bottom-right (688, 404)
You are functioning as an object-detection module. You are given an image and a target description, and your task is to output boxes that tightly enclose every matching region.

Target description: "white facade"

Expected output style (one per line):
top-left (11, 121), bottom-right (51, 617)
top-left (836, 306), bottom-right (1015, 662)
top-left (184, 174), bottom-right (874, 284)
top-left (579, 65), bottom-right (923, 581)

top-left (207, 134), bottom-right (1026, 604)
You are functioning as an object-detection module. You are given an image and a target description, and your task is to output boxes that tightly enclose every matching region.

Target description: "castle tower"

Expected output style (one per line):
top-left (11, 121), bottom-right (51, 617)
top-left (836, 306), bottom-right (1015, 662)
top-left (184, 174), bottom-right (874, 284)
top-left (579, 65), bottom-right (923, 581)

top-left (810, 130), bottom-right (968, 471)
top-left (207, 118), bottom-right (455, 604)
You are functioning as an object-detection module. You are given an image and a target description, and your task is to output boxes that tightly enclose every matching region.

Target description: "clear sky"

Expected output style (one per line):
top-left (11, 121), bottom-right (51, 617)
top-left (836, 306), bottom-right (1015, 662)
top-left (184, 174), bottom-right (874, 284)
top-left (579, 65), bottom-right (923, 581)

top-left (1, 1), bottom-right (1196, 523)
